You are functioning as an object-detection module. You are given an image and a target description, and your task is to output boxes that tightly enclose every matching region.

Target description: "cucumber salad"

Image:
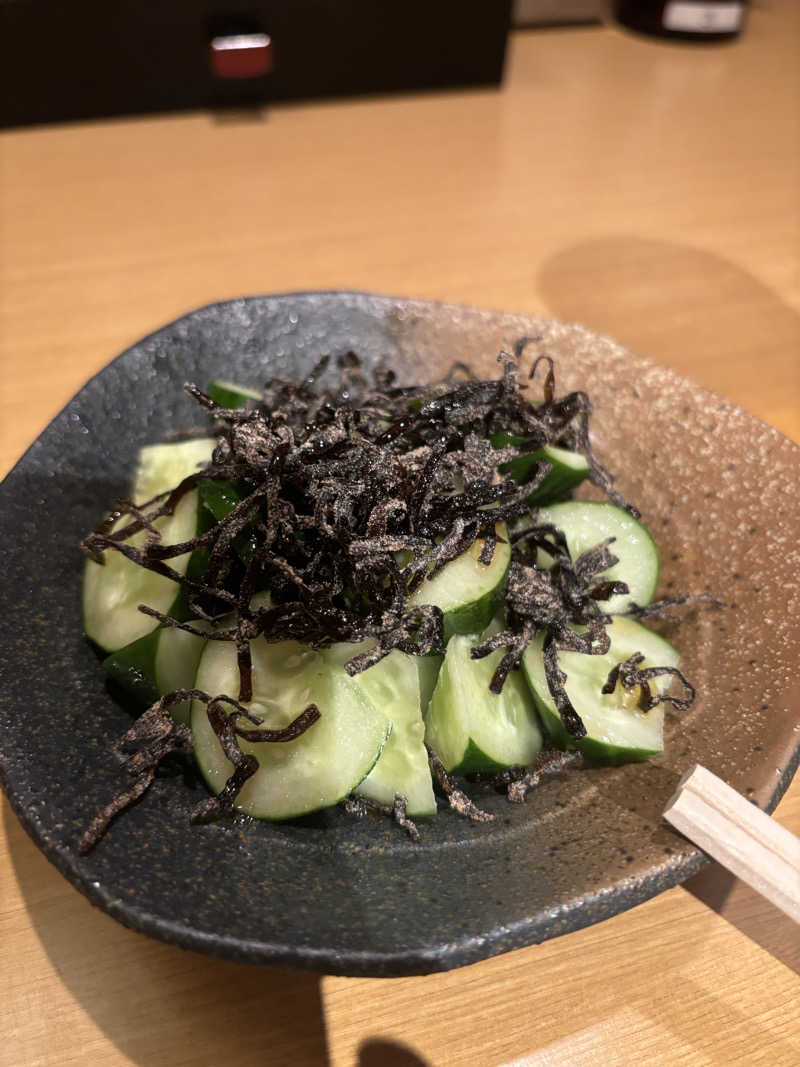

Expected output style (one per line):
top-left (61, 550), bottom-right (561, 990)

top-left (79, 346), bottom-right (703, 852)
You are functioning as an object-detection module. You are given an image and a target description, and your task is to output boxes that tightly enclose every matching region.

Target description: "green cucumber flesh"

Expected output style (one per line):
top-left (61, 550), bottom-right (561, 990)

top-left (198, 478), bottom-right (244, 522)
top-left (153, 623), bottom-right (212, 724)
top-left (425, 622), bottom-right (543, 774)
top-left (516, 445), bottom-right (590, 505)
top-left (407, 522), bottom-right (510, 641)
top-left (101, 628), bottom-right (161, 709)
top-left (492, 439), bottom-right (590, 505)
top-left (198, 478), bottom-right (259, 564)
top-left (325, 644), bottom-right (436, 817)
top-left (206, 380), bottom-right (261, 409)
top-left (521, 616), bottom-right (680, 762)
top-left (191, 637), bottom-right (391, 820)
top-left (104, 591), bottom-right (270, 722)
top-left (83, 438), bottom-right (216, 653)
top-left (100, 540), bottom-right (226, 724)
top-left (533, 501), bottom-right (659, 614)
top-left (102, 620), bottom-right (211, 724)
top-left (415, 653), bottom-right (443, 715)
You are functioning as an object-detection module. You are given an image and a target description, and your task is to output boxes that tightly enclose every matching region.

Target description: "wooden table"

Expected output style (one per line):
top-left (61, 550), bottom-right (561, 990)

top-left (2, 5), bottom-right (799, 1064)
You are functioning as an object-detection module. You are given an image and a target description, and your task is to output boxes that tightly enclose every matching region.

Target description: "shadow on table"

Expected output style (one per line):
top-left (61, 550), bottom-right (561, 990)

top-left (537, 235), bottom-right (800, 439)
top-left (10, 793), bottom-right (798, 1065)
top-left (358, 1038), bottom-right (430, 1065)
top-left (6, 803), bottom-right (435, 1067)
top-left (683, 863), bottom-right (800, 976)
top-left (5, 802), bottom-right (330, 1067)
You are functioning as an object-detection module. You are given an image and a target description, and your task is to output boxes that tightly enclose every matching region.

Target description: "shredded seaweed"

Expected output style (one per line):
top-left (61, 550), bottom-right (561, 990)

top-left (623, 593), bottom-right (726, 624)
top-left (506, 749), bottom-right (584, 803)
top-left (82, 351), bottom-right (639, 681)
top-left (80, 346), bottom-right (712, 845)
top-left (601, 654), bottom-right (696, 712)
top-left (342, 793), bottom-right (421, 841)
top-left (427, 746), bottom-right (495, 823)
top-left (78, 691), bottom-right (320, 847)
top-left (469, 536), bottom-right (626, 737)
top-left (77, 692), bottom-right (198, 854)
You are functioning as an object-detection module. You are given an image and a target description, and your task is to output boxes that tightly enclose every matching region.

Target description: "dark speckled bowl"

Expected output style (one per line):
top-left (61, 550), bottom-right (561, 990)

top-left (1, 292), bottom-right (799, 977)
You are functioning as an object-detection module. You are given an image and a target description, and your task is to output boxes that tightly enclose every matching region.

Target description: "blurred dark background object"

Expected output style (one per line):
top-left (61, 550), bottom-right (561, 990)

top-left (0, 0), bottom-right (511, 129)
top-left (614, 0), bottom-right (748, 40)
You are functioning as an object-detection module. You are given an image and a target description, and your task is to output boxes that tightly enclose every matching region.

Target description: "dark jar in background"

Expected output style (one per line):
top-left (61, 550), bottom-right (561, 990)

top-left (615, 1), bottom-right (748, 41)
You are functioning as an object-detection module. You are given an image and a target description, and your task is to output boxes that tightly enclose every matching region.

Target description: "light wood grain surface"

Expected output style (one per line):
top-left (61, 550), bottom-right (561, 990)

top-left (2, 4), bottom-right (799, 1065)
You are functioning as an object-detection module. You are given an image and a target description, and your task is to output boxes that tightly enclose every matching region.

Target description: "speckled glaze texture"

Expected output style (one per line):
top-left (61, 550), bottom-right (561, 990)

top-left (1, 293), bottom-right (798, 977)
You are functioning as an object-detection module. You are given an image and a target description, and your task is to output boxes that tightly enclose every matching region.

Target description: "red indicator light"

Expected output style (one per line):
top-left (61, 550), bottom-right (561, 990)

top-left (209, 34), bottom-right (273, 79)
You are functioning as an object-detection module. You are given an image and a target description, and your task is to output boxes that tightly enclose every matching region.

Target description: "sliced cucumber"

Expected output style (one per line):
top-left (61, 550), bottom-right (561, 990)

top-left (102, 620), bottom-right (211, 724)
top-left (522, 616), bottom-right (680, 763)
top-left (198, 478), bottom-right (258, 564)
top-left (206, 380), bottom-right (261, 409)
top-left (407, 522), bottom-right (510, 642)
top-left (83, 438), bottom-right (216, 653)
top-left (156, 624), bottom-right (213, 723)
top-left (425, 621), bottom-right (543, 774)
top-left (132, 438), bottom-right (215, 502)
top-left (415, 653), bottom-right (443, 715)
top-left (533, 501), bottom-right (659, 614)
top-left (491, 436), bottom-right (590, 505)
top-left (191, 637), bottom-right (391, 820)
top-left (198, 478), bottom-right (243, 521)
top-left (101, 628), bottom-right (161, 709)
top-left (324, 644), bottom-right (436, 817)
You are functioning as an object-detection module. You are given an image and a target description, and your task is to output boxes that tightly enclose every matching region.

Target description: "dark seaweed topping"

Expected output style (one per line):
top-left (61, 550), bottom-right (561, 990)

top-left (470, 536), bottom-right (626, 736)
top-left (427, 746), bottom-right (495, 823)
top-left (342, 793), bottom-right (421, 841)
top-left (78, 690), bottom-right (320, 848)
top-left (78, 692), bottom-right (197, 854)
top-left (189, 698), bottom-right (320, 824)
top-left (601, 654), bottom-right (696, 712)
top-left (81, 347), bottom-right (711, 844)
top-left (82, 351), bottom-right (628, 698)
top-left (505, 748), bottom-right (584, 803)
top-left (623, 593), bottom-right (725, 624)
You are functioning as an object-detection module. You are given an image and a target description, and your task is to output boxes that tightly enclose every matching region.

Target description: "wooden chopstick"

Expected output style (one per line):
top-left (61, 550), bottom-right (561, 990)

top-left (663, 764), bottom-right (800, 924)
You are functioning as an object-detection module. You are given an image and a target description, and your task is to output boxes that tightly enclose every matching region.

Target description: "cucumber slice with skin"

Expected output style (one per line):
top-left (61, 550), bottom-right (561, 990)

top-left (116, 595), bottom-right (270, 723)
top-left (325, 643), bottom-right (436, 817)
top-left (407, 522), bottom-right (510, 642)
top-left (206, 380), bottom-right (261, 409)
top-left (154, 623), bottom-right (212, 724)
top-left (83, 438), bottom-right (216, 653)
top-left (198, 478), bottom-right (259, 564)
top-left (102, 620), bottom-right (211, 725)
top-left (191, 637), bottom-right (391, 820)
top-left (491, 436), bottom-right (590, 505)
top-left (522, 616), bottom-right (680, 763)
top-left (533, 501), bottom-right (659, 614)
top-left (101, 628), bottom-right (162, 709)
top-left (415, 653), bottom-right (443, 715)
top-left (425, 621), bottom-right (543, 775)
top-left (198, 478), bottom-right (244, 522)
